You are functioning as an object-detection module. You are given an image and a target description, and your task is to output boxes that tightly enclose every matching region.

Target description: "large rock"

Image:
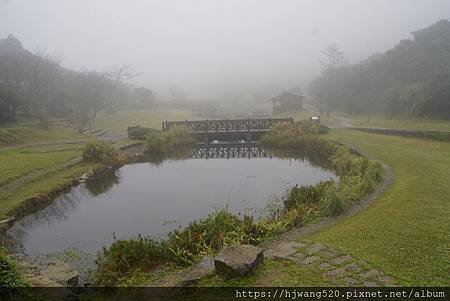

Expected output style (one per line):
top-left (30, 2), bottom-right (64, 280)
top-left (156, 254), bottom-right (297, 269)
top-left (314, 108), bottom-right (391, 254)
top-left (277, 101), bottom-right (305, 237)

top-left (40, 260), bottom-right (79, 287)
top-left (214, 244), bottom-right (264, 278)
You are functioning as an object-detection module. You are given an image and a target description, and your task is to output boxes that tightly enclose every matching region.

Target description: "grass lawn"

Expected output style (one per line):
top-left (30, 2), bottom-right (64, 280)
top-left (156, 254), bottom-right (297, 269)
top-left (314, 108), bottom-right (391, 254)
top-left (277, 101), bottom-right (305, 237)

top-left (275, 110), bottom-right (343, 128)
top-left (0, 147), bottom-right (81, 186)
top-left (348, 115), bottom-right (450, 131)
top-left (91, 109), bottom-right (197, 132)
top-left (0, 124), bottom-right (87, 146)
top-left (304, 129), bottom-right (450, 286)
top-left (0, 162), bottom-right (99, 220)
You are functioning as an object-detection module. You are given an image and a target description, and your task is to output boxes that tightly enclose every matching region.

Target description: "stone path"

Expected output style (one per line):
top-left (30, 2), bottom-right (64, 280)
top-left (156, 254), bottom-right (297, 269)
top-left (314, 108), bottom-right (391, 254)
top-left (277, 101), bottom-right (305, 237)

top-left (264, 240), bottom-right (396, 287)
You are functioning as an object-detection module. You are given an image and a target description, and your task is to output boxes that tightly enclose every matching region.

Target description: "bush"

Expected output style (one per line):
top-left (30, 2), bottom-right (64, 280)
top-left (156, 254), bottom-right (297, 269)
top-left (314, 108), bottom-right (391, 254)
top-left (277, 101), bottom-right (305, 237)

top-left (127, 126), bottom-right (159, 140)
top-left (145, 127), bottom-right (196, 154)
top-left (260, 122), bottom-right (335, 158)
top-left (83, 141), bottom-right (123, 165)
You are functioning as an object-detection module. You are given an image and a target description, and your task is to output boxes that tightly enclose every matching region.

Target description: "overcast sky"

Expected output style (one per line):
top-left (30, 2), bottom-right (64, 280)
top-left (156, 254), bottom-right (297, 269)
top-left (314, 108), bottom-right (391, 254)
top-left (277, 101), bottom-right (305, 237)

top-left (1, 0), bottom-right (450, 97)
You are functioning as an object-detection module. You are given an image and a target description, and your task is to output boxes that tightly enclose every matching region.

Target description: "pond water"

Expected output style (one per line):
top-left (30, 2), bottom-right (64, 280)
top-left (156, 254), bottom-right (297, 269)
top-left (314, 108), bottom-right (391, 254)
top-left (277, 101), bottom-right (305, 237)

top-left (6, 144), bottom-right (335, 260)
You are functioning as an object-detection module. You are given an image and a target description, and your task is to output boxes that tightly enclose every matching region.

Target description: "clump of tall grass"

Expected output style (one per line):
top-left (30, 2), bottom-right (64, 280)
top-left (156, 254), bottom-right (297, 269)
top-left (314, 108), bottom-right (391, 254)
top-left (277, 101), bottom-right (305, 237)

top-left (320, 184), bottom-right (349, 216)
top-left (0, 249), bottom-right (28, 288)
top-left (94, 207), bottom-right (290, 285)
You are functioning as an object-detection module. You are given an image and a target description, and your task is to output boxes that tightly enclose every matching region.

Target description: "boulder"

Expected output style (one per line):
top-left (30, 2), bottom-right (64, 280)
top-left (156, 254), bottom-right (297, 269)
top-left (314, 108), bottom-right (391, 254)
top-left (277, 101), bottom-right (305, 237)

top-left (40, 260), bottom-right (79, 286)
top-left (214, 244), bottom-right (263, 278)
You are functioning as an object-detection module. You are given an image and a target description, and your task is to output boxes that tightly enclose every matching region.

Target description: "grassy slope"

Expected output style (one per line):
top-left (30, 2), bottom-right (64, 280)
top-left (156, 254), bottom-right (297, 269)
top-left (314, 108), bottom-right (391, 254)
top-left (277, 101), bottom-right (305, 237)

top-left (0, 124), bottom-right (86, 146)
top-left (307, 129), bottom-right (450, 286)
top-left (0, 162), bottom-right (99, 220)
top-left (0, 148), bottom-right (81, 185)
top-left (91, 109), bottom-right (196, 132)
top-left (345, 115), bottom-right (450, 131)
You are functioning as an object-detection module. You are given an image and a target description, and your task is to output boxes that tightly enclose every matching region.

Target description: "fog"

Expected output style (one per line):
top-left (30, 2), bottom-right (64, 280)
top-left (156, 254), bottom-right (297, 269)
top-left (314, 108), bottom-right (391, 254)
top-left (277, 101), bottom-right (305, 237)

top-left (1, 0), bottom-right (450, 98)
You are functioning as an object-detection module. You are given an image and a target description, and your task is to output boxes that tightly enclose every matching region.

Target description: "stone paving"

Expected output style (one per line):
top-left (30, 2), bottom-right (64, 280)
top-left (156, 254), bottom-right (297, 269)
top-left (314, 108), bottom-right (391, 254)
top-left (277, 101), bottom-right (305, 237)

top-left (264, 240), bottom-right (396, 287)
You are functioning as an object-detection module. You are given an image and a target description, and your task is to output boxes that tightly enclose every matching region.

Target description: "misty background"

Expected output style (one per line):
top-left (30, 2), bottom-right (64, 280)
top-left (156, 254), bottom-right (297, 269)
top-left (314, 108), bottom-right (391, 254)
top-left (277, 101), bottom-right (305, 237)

top-left (2, 0), bottom-right (450, 98)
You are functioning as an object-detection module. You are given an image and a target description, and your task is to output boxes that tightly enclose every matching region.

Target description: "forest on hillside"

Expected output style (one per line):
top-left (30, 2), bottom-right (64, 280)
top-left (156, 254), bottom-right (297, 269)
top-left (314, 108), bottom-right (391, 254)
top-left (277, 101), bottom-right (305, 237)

top-left (309, 20), bottom-right (450, 119)
top-left (0, 35), bottom-right (156, 126)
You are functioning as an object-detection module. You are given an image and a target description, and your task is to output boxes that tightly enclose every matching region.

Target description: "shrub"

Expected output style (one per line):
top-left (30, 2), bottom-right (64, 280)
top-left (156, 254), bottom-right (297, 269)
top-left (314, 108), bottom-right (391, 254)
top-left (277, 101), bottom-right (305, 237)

top-left (83, 141), bottom-right (123, 165)
top-left (145, 127), bottom-right (195, 154)
top-left (127, 126), bottom-right (159, 140)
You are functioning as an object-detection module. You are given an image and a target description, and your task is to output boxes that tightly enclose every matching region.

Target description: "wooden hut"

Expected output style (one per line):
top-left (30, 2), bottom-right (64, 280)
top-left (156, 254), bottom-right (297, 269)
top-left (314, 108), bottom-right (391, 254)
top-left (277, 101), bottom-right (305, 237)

top-left (270, 91), bottom-right (303, 114)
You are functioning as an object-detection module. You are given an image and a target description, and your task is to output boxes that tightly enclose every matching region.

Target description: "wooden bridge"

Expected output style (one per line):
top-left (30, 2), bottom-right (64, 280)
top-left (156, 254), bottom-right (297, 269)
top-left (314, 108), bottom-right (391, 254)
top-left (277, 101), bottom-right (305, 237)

top-left (162, 117), bottom-right (293, 142)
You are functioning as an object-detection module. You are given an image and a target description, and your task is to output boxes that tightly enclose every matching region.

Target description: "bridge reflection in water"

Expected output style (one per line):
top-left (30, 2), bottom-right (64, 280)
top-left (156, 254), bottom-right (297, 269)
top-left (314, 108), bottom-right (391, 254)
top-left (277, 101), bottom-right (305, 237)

top-left (190, 142), bottom-right (268, 159)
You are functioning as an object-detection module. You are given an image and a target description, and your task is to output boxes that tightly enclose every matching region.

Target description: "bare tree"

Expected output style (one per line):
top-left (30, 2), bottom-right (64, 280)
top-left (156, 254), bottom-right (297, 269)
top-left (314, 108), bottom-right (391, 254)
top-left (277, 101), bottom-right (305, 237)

top-left (105, 65), bottom-right (139, 110)
top-left (320, 43), bottom-right (345, 74)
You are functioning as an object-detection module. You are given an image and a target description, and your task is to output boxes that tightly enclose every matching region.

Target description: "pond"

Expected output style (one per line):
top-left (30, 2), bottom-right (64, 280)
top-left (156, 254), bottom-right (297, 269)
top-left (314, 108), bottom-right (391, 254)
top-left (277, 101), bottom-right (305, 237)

top-left (6, 143), bottom-right (335, 263)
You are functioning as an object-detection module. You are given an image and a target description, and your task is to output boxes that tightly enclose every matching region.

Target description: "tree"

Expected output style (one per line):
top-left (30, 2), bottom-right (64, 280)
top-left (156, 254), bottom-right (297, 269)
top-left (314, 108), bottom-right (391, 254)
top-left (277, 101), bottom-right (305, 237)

top-left (320, 43), bottom-right (345, 74)
top-left (105, 65), bottom-right (139, 110)
top-left (309, 20), bottom-right (450, 119)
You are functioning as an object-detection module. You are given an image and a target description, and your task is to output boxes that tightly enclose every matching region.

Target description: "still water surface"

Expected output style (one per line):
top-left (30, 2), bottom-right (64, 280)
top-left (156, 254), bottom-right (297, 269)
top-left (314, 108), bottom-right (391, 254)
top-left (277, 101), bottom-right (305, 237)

top-left (6, 145), bottom-right (335, 258)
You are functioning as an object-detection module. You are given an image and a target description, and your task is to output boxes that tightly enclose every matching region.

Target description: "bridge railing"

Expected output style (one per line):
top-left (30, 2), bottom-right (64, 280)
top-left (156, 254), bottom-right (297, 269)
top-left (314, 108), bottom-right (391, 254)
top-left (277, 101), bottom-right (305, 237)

top-left (162, 118), bottom-right (294, 132)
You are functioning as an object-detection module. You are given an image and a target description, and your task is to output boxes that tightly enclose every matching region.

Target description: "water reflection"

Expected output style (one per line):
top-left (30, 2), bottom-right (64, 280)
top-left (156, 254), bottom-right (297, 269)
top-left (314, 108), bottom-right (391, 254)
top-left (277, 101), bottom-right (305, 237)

top-left (85, 169), bottom-right (120, 197)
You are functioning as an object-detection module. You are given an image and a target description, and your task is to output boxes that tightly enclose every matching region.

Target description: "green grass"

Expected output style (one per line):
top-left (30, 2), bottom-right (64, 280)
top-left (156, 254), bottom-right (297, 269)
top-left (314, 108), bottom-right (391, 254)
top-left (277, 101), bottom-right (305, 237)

top-left (348, 115), bottom-right (450, 131)
top-left (303, 129), bottom-right (450, 286)
top-left (91, 109), bottom-right (197, 132)
top-left (0, 148), bottom-right (81, 186)
top-left (0, 124), bottom-right (87, 146)
top-left (275, 110), bottom-right (342, 128)
top-left (199, 259), bottom-right (334, 287)
top-left (0, 162), bottom-right (98, 220)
